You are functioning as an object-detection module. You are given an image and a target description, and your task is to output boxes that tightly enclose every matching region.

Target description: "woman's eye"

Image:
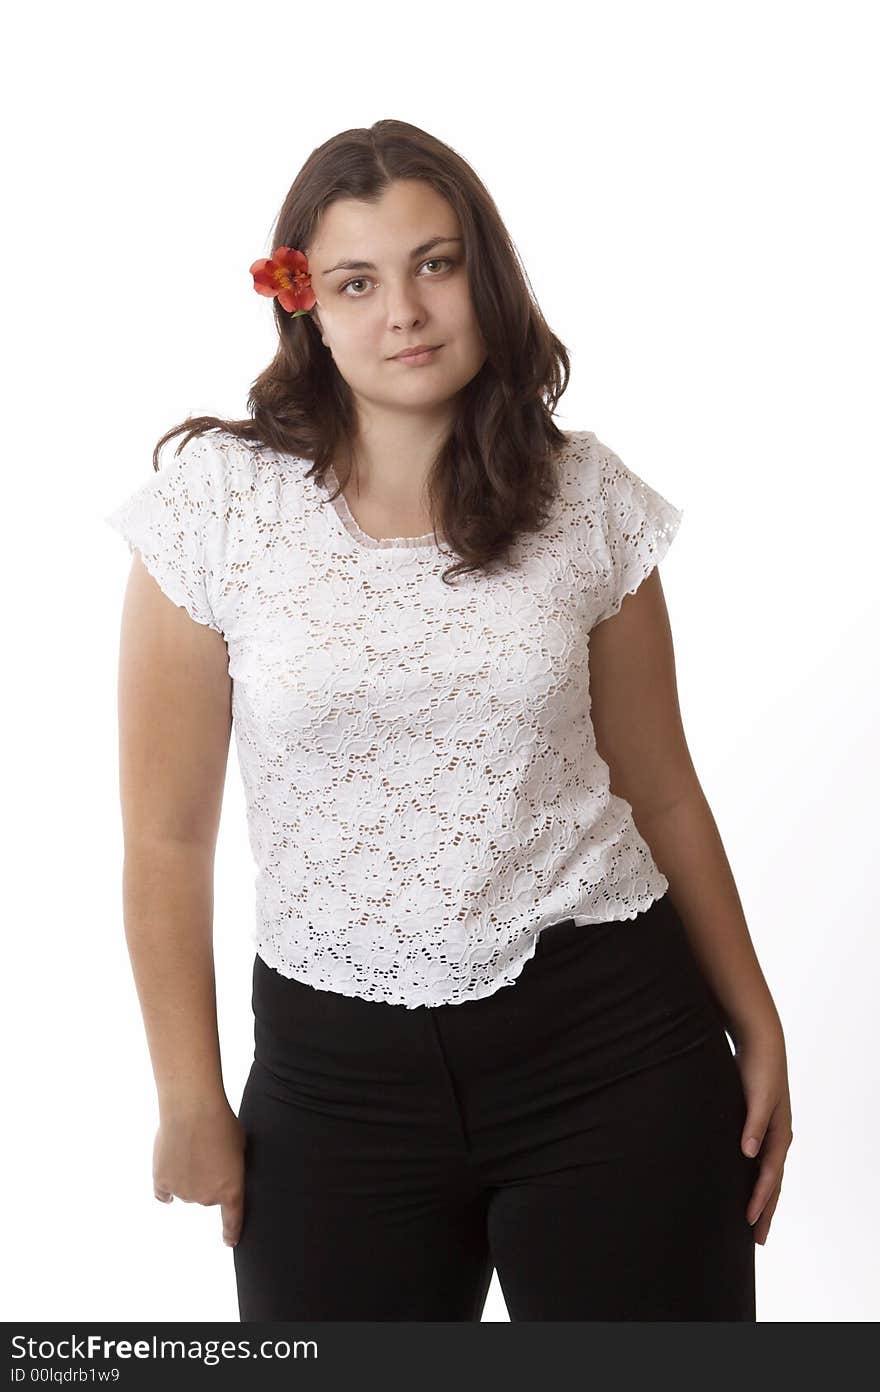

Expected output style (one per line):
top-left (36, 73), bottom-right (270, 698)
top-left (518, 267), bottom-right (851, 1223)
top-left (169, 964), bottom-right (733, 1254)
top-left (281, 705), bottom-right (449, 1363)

top-left (339, 257), bottom-right (455, 297)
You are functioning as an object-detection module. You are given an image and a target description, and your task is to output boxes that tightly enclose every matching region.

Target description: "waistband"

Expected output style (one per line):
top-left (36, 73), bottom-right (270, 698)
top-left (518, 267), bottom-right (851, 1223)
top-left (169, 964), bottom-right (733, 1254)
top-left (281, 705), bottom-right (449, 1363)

top-left (534, 896), bottom-right (672, 958)
top-left (533, 917), bottom-right (579, 956)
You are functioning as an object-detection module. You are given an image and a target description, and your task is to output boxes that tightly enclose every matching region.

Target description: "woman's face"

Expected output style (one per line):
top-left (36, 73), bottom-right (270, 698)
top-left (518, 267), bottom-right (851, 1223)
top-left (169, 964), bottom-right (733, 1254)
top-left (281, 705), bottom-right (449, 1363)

top-left (306, 179), bottom-right (488, 415)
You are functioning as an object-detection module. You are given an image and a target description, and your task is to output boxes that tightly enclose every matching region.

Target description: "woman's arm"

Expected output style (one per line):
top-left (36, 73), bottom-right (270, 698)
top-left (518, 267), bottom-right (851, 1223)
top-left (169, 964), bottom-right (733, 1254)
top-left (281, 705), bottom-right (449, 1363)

top-left (623, 786), bottom-right (781, 1045)
top-left (115, 552), bottom-right (233, 1114)
top-left (587, 567), bottom-right (780, 1046)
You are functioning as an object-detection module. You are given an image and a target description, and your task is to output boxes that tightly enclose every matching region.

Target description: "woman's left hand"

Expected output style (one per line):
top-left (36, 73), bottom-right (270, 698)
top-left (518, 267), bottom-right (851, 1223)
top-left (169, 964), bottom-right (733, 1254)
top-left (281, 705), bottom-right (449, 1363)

top-left (733, 1024), bottom-right (793, 1246)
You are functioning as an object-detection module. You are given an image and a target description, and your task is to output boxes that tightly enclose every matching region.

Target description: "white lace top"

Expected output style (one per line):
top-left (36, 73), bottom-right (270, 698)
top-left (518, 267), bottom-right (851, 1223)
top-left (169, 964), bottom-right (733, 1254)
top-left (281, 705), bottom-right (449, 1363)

top-left (104, 428), bottom-right (683, 1008)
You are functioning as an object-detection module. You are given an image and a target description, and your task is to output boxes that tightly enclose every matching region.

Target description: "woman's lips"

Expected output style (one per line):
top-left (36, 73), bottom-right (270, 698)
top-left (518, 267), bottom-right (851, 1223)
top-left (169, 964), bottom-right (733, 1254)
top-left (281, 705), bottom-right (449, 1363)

top-left (391, 346), bottom-right (442, 365)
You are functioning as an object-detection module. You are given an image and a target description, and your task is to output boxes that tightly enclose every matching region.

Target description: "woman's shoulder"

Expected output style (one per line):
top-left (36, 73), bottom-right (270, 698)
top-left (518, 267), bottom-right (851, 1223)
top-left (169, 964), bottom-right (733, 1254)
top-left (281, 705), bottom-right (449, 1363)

top-left (550, 428), bottom-right (680, 542)
top-left (556, 428), bottom-right (661, 502)
top-left (552, 428), bottom-right (604, 504)
top-left (208, 428), bottom-right (271, 477)
top-left (189, 429), bottom-right (311, 509)
top-left (212, 429), bottom-right (314, 483)
top-left (207, 431), bottom-right (322, 546)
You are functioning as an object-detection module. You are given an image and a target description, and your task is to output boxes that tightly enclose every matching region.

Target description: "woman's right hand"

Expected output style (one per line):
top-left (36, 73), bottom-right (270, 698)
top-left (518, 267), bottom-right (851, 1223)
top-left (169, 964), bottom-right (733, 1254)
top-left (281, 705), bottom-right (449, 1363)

top-left (152, 1097), bottom-right (247, 1248)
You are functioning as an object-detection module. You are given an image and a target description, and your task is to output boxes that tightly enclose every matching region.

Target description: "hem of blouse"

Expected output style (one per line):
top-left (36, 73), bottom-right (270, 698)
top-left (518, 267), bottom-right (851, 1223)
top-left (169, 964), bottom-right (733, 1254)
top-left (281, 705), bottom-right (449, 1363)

top-left (251, 881), bottom-right (670, 1011)
top-left (252, 936), bottom-right (546, 1010)
top-left (570, 882), bottom-right (669, 925)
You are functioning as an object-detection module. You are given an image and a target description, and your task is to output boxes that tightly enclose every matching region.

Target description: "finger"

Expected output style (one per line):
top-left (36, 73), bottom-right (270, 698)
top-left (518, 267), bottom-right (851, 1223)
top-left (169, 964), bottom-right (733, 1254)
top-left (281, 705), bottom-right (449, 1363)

top-left (154, 1190), bottom-right (173, 1203)
top-left (753, 1181), bottom-right (782, 1246)
top-left (741, 1125), bottom-right (766, 1159)
top-left (748, 1165), bottom-right (783, 1227)
top-left (747, 1165), bottom-right (779, 1226)
top-left (745, 1135), bottom-right (789, 1218)
top-left (743, 1111), bottom-right (793, 1160)
top-left (222, 1199), bottom-right (244, 1248)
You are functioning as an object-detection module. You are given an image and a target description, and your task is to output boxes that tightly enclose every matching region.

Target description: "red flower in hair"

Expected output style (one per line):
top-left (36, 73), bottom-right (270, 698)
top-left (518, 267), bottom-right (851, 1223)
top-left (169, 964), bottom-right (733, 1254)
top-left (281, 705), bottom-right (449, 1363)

top-left (249, 246), bottom-right (317, 317)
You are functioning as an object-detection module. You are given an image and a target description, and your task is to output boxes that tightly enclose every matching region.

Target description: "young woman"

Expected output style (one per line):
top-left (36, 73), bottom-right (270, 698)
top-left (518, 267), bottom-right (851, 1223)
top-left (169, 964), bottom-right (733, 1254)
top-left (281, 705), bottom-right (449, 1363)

top-left (106, 119), bottom-right (792, 1322)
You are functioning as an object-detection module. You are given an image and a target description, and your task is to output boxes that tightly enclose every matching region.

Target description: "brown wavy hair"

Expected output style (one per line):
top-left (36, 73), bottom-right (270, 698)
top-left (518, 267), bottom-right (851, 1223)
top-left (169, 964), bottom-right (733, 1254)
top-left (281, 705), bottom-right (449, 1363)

top-left (154, 118), bottom-right (572, 585)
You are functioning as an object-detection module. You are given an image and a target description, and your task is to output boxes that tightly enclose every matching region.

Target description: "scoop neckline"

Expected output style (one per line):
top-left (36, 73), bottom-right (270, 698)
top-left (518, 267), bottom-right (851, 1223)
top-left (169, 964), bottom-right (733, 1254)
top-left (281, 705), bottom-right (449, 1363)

top-left (320, 463), bottom-right (442, 552)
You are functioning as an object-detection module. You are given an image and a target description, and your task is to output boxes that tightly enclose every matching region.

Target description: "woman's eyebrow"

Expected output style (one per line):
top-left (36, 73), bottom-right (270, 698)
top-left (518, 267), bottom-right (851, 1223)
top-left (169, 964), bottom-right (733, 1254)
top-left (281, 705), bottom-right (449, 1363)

top-left (321, 236), bottom-right (464, 276)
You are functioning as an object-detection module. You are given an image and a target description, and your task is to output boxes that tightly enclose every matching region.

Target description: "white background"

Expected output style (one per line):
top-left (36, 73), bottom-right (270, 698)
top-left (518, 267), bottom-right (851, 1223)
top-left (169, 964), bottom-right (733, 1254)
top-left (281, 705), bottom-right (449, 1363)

top-left (3, 0), bottom-right (877, 1323)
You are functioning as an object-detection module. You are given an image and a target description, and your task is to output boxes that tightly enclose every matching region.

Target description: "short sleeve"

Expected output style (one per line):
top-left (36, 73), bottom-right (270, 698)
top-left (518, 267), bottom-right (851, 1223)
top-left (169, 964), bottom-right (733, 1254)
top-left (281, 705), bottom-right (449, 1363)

top-left (103, 433), bottom-right (227, 633)
top-left (592, 440), bottom-right (683, 626)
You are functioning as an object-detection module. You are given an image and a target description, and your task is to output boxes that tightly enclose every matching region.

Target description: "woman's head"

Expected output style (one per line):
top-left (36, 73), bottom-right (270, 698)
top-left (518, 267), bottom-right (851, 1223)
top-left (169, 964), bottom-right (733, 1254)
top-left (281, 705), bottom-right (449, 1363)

top-left (305, 178), bottom-right (488, 432)
top-left (156, 119), bottom-right (572, 583)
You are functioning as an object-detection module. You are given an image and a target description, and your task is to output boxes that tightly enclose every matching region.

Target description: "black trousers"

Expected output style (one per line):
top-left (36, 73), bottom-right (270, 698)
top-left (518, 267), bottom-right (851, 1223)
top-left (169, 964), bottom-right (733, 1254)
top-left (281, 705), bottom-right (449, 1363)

top-left (233, 893), bottom-right (758, 1321)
